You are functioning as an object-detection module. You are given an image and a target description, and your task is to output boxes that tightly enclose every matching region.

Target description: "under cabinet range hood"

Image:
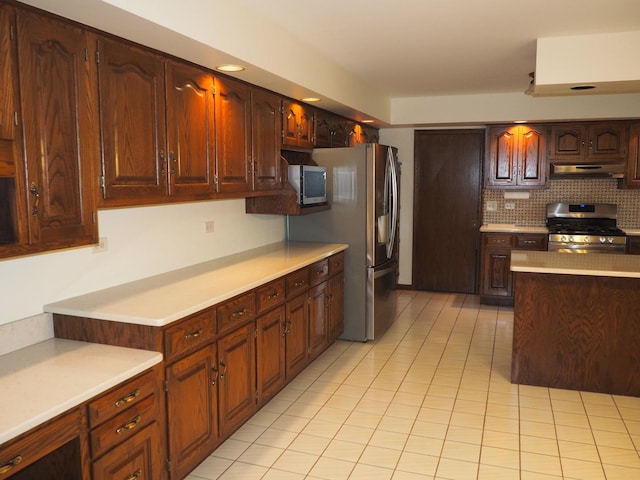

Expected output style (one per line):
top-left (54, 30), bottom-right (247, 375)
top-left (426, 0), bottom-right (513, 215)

top-left (549, 162), bottom-right (626, 178)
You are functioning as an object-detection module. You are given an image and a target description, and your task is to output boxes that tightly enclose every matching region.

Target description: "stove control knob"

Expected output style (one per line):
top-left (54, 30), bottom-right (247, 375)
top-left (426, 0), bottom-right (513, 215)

top-left (608, 237), bottom-right (614, 244)
top-left (561, 235), bottom-right (568, 242)
top-left (568, 236), bottom-right (574, 243)
top-left (599, 236), bottom-right (607, 243)
top-left (584, 236), bottom-right (590, 243)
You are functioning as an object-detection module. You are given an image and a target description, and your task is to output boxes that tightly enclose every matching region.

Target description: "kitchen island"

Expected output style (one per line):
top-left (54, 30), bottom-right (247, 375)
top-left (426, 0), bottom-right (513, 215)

top-left (510, 251), bottom-right (640, 397)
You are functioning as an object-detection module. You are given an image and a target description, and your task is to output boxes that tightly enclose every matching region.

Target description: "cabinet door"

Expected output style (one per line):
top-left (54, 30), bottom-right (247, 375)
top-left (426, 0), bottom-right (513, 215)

top-left (486, 126), bottom-right (517, 187)
top-left (256, 306), bottom-right (286, 405)
top-left (165, 344), bottom-right (218, 480)
top-left (548, 124), bottom-right (587, 161)
top-left (285, 293), bottom-right (309, 380)
top-left (331, 120), bottom-right (350, 148)
top-left (215, 76), bottom-right (252, 193)
top-left (481, 248), bottom-right (512, 298)
top-left (517, 125), bottom-right (547, 187)
top-left (626, 122), bottom-right (640, 188)
top-left (313, 110), bottom-right (333, 148)
top-left (97, 37), bottom-right (167, 202)
top-left (587, 122), bottom-right (628, 160)
top-left (328, 272), bottom-right (344, 342)
top-left (282, 100), bottom-right (314, 148)
top-left (218, 322), bottom-right (256, 438)
top-left (309, 282), bottom-right (329, 359)
top-left (165, 60), bottom-right (215, 196)
top-left (17, 10), bottom-right (98, 248)
top-left (252, 89), bottom-right (282, 191)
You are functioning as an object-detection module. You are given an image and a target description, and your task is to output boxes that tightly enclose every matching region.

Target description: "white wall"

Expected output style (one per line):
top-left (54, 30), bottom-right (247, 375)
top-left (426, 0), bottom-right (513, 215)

top-left (0, 200), bottom-right (285, 327)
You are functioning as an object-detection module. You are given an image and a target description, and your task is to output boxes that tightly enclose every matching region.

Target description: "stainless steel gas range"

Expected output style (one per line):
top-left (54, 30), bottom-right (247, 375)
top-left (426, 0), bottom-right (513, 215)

top-left (546, 202), bottom-right (627, 254)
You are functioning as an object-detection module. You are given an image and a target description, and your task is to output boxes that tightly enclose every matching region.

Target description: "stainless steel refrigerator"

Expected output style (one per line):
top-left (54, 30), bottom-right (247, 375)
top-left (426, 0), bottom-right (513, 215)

top-left (287, 143), bottom-right (400, 341)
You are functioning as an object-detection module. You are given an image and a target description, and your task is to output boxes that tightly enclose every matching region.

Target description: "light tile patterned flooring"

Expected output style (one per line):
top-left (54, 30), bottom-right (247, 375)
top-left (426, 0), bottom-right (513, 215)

top-left (186, 291), bottom-right (640, 480)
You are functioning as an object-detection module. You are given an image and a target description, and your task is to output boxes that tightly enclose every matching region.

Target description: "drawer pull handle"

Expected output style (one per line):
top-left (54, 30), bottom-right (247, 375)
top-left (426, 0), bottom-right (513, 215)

top-left (522, 240), bottom-right (536, 244)
top-left (293, 280), bottom-right (305, 287)
top-left (185, 328), bottom-right (203, 340)
top-left (231, 308), bottom-right (247, 319)
top-left (125, 469), bottom-right (142, 480)
top-left (0, 455), bottom-right (22, 474)
top-left (114, 389), bottom-right (140, 408)
top-left (116, 415), bottom-right (141, 435)
top-left (267, 291), bottom-right (280, 300)
top-left (315, 269), bottom-right (325, 276)
top-left (219, 359), bottom-right (227, 380)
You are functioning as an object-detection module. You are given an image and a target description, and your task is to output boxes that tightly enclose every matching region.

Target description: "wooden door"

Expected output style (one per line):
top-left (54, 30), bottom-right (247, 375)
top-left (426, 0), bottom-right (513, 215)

top-left (97, 37), bottom-right (167, 203)
top-left (215, 76), bottom-right (252, 193)
top-left (251, 89), bottom-right (282, 191)
top-left (413, 130), bottom-right (483, 293)
top-left (165, 345), bottom-right (218, 480)
top-left (165, 60), bottom-right (215, 196)
top-left (217, 322), bottom-right (256, 438)
top-left (256, 306), bottom-right (286, 405)
top-left (308, 282), bottom-right (329, 359)
top-left (17, 9), bottom-right (98, 248)
top-left (285, 293), bottom-right (309, 380)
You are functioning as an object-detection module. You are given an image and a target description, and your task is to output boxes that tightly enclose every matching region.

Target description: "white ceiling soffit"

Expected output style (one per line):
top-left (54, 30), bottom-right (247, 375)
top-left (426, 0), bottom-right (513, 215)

top-left (530, 31), bottom-right (640, 96)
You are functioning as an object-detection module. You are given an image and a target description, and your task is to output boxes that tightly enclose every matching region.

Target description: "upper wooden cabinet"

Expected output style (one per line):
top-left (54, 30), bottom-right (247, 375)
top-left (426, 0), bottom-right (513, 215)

top-left (282, 100), bottom-right (314, 148)
top-left (12, 7), bottom-right (98, 254)
top-left (165, 60), bottom-right (216, 197)
top-left (625, 122), bottom-right (640, 188)
top-left (97, 36), bottom-right (168, 203)
top-left (251, 88), bottom-right (283, 191)
top-left (485, 124), bottom-right (548, 189)
top-left (548, 122), bottom-right (629, 162)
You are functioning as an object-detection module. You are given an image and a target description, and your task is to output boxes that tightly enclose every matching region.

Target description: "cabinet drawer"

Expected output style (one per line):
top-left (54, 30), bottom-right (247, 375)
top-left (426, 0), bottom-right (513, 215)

top-left (514, 234), bottom-right (547, 250)
top-left (329, 252), bottom-right (344, 274)
top-left (164, 308), bottom-right (216, 363)
top-left (256, 278), bottom-right (285, 314)
top-left (309, 259), bottom-right (329, 287)
top-left (286, 268), bottom-right (309, 298)
top-left (0, 409), bottom-right (82, 479)
top-left (87, 370), bottom-right (155, 428)
top-left (484, 234), bottom-right (513, 248)
top-left (217, 292), bottom-right (256, 335)
top-left (90, 395), bottom-right (156, 459)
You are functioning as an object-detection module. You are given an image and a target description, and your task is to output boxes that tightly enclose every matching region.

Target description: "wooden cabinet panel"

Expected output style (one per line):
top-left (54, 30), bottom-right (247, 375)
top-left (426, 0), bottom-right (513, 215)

top-left (282, 100), bottom-right (314, 148)
top-left (286, 267), bottom-right (309, 298)
top-left (549, 122), bottom-right (628, 162)
top-left (588, 123), bottom-right (628, 160)
top-left (625, 122), bottom-right (640, 188)
top-left (308, 281), bottom-right (329, 360)
top-left (164, 307), bottom-right (216, 363)
top-left (216, 291), bottom-right (256, 336)
top-left (217, 322), bottom-right (257, 438)
top-left (97, 37), bottom-right (167, 202)
top-left (285, 293), bottom-right (309, 380)
top-left (165, 60), bottom-right (215, 196)
top-left (548, 124), bottom-right (587, 160)
top-left (255, 278), bottom-right (285, 314)
top-left (481, 248), bottom-right (512, 298)
top-left (256, 306), bottom-right (286, 405)
top-left (16, 9), bottom-right (98, 248)
top-left (215, 76), bottom-right (252, 193)
top-left (252, 88), bottom-right (282, 191)
top-left (328, 272), bottom-right (344, 342)
top-left (165, 344), bottom-right (218, 480)
top-left (309, 258), bottom-right (329, 287)
top-left (627, 236), bottom-right (640, 255)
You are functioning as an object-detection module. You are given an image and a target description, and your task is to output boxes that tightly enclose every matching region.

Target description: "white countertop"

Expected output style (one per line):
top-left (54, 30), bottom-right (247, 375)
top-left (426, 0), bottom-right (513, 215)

top-left (45, 241), bottom-right (348, 327)
top-left (624, 228), bottom-right (640, 236)
top-left (511, 251), bottom-right (640, 278)
top-left (480, 224), bottom-right (548, 233)
top-left (0, 339), bottom-right (162, 445)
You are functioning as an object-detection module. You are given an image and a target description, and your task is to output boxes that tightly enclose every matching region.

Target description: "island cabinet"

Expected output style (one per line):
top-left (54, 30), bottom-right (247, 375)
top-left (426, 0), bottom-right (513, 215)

top-left (485, 124), bottom-right (548, 189)
top-left (0, 5), bottom-right (99, 260)
top-left (548, 121), bottom-right (629, 163)
top-left (480, 232), bottom-right (547, 304)
top-left (282, 99), bottom-right (314, 148)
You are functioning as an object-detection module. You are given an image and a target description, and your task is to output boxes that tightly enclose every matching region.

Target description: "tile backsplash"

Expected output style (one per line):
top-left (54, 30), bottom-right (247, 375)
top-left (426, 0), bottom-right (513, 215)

top-left (482, 179), bottom-right (640, 227)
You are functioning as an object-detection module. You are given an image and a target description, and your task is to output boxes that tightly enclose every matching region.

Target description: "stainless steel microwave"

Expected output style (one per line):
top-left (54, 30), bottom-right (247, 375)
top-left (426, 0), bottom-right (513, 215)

top-left (288, 165), bottom-right (327, 206)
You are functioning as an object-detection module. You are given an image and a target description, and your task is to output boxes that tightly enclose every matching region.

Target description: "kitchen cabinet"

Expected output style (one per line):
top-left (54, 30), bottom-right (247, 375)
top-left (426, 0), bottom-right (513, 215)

top-left (548, 121), bottom-right (629, 162)
top-left (0, 409), bottom-right (87, 480)
top-left (256, 306), bottom-right (287, 405)
top-left (308, 259), bottom-right (330, 360)
top-left (624, 122), bottom-right (640, 188)
top-left (285, 292), bottom-right (310, 380)
top-left (314, 110), bottom-right (351, 148)
top-left (480, 232), bottom-right (547, 305)
top-left (251, 88), bottom-right (283, 191)
top-left (328, 253), bottom-right (345, 342)
top-left (627, 236), bottom-right (640, 255)
top-left (165, 60), bottom-right (216, 197)
top-left (485, 124), bottom-right (548, 188)
top-left (282, 99), bottom-right (314, 148)
top-left (0, 7), bottom-right (99, 259)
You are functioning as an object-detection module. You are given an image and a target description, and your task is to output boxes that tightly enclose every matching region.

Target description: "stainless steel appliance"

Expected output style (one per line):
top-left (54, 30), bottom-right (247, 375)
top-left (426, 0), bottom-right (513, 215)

top-left (287, 143), bottom-right (400, 341)
top-left (546, 202), bottom-right (627, 253)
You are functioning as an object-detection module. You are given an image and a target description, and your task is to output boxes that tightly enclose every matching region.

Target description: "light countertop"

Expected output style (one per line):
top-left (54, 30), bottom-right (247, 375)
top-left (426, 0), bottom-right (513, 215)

top-left (624, 228), bottom-right (640, 236)
top-left (45, 241), bottom-right (348, 327)
top-left (480, 224), bottom-right (548, 234)
top-left (510, 251), bottom-right (640, 278)
top-left (0, 339), bottom-right (162, 445)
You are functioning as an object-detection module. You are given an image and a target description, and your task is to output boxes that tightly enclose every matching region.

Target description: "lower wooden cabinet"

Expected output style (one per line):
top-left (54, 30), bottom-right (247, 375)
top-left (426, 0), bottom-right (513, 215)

top-left (285, 292), bottom-right (310, 380)
top-left (328, 272), bottom-right (345, 342)
top-left (480, 232), bottom-right (547, 304)
top-left (256, 306), bottom-right (287, 406)
top-left (627, 236), bottom-right (640, 254)
top-left (309, 281), bottom-right (329, 360)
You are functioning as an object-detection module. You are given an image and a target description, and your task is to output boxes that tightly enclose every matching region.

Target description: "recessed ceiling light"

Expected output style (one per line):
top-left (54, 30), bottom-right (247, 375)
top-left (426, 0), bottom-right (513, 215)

top-left (216, 64), bottom-right (245, 72)
top-left (571, 85), bottom-right (596, 91)
top-left (513, 120), bottom-right (527, 124)
top-left (302, 97), bottom-right (321, 102)
top-left (361, 119), bottom-right (374, 124)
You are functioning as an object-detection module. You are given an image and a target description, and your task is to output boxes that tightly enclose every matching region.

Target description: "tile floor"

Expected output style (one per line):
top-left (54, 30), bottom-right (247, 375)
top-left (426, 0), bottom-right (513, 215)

top-left (186, 291), bottom-right (640, 480)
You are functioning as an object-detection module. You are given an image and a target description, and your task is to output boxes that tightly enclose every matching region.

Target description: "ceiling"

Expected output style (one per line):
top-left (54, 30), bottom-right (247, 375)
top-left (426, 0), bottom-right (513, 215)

top-left (233, 0), bottom-right (640, 98)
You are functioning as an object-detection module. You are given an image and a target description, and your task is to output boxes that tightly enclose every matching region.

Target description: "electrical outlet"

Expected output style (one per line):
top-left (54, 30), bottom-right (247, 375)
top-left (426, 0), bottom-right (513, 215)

top-left (93, 237), bottom-right (108, 253)
top-left (486, 201), bottom-right (497, 211)
top-left (504, 202), bottom-right (516, 210)
top-left (204, 221), bottom-right (215, 233)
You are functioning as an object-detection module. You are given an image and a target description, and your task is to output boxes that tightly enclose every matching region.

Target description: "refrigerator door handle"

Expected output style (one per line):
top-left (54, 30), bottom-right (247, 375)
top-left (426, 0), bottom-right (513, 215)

top-left (386, 148), bottom-right (399, 259)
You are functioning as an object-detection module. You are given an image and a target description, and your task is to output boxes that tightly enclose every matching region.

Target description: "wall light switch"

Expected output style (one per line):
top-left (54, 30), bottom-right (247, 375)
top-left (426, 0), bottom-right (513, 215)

top-left (204, 221), bottom-right (215, 233)
top-left (486, 201), bottom-right (497, 211)
top-left (504, 202), bottom-right (516, 210)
